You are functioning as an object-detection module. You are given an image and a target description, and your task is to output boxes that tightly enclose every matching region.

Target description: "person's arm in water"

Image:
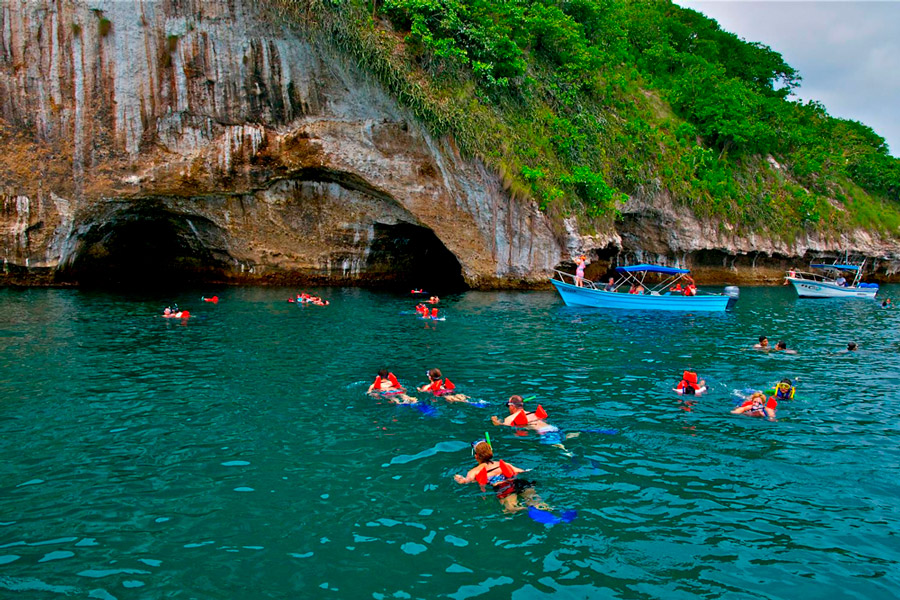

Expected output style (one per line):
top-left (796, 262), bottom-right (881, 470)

top-left (764, 407), bottom-right (777, 421)
top-left (454, 464), bottom-right (486, 484)
top-left (491, 413), bottom-right (520, 427)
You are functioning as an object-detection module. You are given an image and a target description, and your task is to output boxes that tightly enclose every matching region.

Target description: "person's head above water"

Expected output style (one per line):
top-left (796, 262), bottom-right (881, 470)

top-left (749, 391), bottom-right (766, 403)
top-left (427, 368), bottom-right (442, 381)
top-left (507, 395), bottom-right (524, 411)
top-left (472, 440), bottom-right (493, 463)
top-left (378, 368), bottom-right (389, 378)
top-left (759, 336), bottom-right (768, 346)
top-left (775, 341), bottom-right (787, 350)
top-left (847, 342), bottom-right (858, 351)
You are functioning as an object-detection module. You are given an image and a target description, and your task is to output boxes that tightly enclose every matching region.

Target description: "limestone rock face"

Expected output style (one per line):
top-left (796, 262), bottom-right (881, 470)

top-left (2, 0), bottom-right (899, 288)
top-left (0, 0), bottom-right (561, 288)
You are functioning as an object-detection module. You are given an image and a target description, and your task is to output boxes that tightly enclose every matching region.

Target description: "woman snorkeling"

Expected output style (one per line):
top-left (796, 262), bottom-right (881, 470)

top-left (454, 438), bottom-right (545, 512)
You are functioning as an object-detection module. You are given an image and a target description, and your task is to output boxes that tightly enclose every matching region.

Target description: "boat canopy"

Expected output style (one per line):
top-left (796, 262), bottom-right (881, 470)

top-left (615, 264), bottom-right (690, 275)
top-left (810, 264), bottom-right (860, 271)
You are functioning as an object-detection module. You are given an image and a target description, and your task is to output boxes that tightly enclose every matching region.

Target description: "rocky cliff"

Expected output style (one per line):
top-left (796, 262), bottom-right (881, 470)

top-left (2, 0), bottom-right (899, 289)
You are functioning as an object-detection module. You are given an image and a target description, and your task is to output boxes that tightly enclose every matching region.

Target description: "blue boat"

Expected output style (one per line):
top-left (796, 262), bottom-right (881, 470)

top-left (550, 264), bottom-right (739, 312)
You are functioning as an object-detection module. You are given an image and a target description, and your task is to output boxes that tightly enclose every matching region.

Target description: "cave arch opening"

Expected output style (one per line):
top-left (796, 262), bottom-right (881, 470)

top-left (59, 207), bottom-right (233, 289)
top-left (366, 222), bottom-right (468, 293)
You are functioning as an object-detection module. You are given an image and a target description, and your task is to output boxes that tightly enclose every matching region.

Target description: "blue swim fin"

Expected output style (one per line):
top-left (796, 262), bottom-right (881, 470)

top-left (528, 506), bottom-right (560, 525)
top-left (560, 510), bottom-right (578, 523)
top-left (581, 428), bottom-right (618, 435)
top-left (416, 403), bottom-right (437, 416)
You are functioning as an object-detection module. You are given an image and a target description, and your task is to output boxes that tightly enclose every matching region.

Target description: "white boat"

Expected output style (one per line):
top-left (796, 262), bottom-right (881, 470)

top-left (785, 261), bottom-right (878, 299)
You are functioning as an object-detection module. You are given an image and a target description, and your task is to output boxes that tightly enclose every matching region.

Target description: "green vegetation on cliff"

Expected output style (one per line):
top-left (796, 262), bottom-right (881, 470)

top-left (273, 0), bottom-right (900, 237)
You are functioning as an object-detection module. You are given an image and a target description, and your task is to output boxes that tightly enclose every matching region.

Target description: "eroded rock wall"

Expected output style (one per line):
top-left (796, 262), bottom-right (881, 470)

top-left (0, 0), bottom-right (562, 287)
top-left (2, 0), bottom-right (900, 288)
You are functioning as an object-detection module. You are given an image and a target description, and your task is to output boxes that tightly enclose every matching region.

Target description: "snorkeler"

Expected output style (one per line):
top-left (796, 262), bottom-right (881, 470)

top-left (418, 369), bottom-right (468, 402)
top-left (731, 391), bottom-right (777, 421)
top-left (454, 438), bottom-right (545, 513)
top-left (367, 369), bottom-right (417, 404)
top-left (491, 396), bottom-right (581, 448)
top-left (772, 378), bottom-right (796, 400)
top-left (846, 342), bottom-right (859, 352)
top-left (674, 371), bottom-right (707, 396)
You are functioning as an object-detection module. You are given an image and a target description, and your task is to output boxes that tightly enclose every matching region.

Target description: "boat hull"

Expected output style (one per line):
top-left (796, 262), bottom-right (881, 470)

top-left (787, 279), bottom-right (877, 299)
top-left (550, 279), bottom-right (734, 311)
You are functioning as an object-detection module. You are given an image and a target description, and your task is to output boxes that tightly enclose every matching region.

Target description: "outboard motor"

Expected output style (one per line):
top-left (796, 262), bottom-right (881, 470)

top-left (724, 286), bottom-right (740, 310)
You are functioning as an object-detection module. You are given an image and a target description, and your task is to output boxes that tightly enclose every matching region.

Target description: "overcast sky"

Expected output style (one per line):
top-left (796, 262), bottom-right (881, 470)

top-left (675, 1), bottom-right (900, 157)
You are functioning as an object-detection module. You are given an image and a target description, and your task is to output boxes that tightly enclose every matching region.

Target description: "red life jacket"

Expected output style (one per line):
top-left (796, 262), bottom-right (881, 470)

top-left (429, 378), bottom-right (455, 394)
top-left (512, 405), bottom-right (548, 426)
top-left (474, 460), bottom-right (516, 485)
top-left (678, 371), bottom-right (699, 393)
top-left (373, 373), bottom-right (400, 389)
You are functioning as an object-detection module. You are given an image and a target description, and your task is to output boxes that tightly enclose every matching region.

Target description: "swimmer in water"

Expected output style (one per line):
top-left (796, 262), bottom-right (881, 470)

top-left (753, 336), bottom-right (770, 350)
top-left (846, 341), bottom-right (858, 352)
top-left (454, 439), bottom-right (546, 513)
top-left (491, 395), bottom-right (579, 448)
top-left (774, 340), bottom-right (797, 354)
top-left (731, 391), bottom-right (777, 421)
top-left (674, 371), bottom-right (707, 396)
top-left (367, 369), bottom-right (417, 404)
top-left (418, 368), bottom-right (469, 402)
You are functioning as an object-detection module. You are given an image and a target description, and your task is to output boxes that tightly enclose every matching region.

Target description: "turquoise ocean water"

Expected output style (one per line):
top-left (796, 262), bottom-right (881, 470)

top-left (1, 286), bottom-right (899, 599)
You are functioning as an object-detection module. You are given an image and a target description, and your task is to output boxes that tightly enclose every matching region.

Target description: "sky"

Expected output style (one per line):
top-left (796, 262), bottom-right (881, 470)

top-left (675, 1), bottom-right (900, 157)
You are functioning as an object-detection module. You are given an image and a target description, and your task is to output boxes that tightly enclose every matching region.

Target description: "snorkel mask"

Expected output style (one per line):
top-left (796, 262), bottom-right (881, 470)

top-left (471, 432), bottom-right (492, 456)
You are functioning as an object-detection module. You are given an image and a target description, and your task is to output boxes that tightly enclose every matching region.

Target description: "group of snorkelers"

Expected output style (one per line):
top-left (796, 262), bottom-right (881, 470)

top-left (415, 304), bottom-right (441, 319)
top-left (162, 305), bottom-right (190, 319)
top-left (289, 292), bottom-right (329, 306)
top-left (672, 367), bottom-right (796, 422)
top-left (368, 369), bottom-right (585, 513)
top-left (367, 368), bottom-right (466, 403)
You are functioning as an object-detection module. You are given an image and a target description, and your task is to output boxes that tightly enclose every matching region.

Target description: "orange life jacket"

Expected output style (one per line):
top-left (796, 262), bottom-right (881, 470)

top-left (512, 405), bottom-right (548, 426)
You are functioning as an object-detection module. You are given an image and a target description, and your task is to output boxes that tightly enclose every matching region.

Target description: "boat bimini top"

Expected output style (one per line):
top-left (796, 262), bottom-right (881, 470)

top-left (611, 264), bottom-right (697, 295)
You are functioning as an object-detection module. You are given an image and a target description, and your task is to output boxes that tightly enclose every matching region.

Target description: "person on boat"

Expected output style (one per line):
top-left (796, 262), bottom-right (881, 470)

top-left (634, 285), bottom-right (645, 295)
top-left (774, 340), bottom-right (797, 354)
top-left (731, 391), bottom-right (777, 421)
top-left (753, 336), bottom-right (770, 350)
top-left (418, 368), bottom-right (468, 402)
top-left (454, 439), bottom-right (544, 512)
top-left (682, 276), bottom-right (697, 296)
top-left (784, 268), bottom-right (796, 285)
top-left (574, 255), bottom-right (587, 287)
top-left (835, 275), bottom-right (847, 287)
top-left (669, 283), bottom-right (683, 294)
top-left (367, 369), bottom-right (417, 404)
top-left (604, 277), bottom-right (615, 292)
top-left (627, 284), bottom-right (637, 294)
top-left (674, 371), bottom-right (707, 396)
